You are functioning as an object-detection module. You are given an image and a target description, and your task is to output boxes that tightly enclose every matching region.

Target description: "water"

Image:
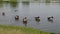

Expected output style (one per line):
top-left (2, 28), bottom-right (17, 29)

top-left (0, 2), bottom-right (60, 33)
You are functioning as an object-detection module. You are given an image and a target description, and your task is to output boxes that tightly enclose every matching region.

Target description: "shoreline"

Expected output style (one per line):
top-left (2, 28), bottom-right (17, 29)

top-left (0, 25), bottom-right (50, 34)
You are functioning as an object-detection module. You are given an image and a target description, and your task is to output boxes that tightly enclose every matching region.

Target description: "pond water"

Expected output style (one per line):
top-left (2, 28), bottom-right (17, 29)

top-left (0, 2), bottom-right (60, 33)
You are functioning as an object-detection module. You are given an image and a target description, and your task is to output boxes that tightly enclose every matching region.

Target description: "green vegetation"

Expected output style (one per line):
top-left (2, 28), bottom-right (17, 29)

top-left (0, 25), bottom-right (50, 34)
top-left (0, 0), bottom-right (3, 2)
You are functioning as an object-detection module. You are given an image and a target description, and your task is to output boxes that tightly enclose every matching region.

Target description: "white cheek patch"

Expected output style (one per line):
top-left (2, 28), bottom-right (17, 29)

top-left (24, 19), bottom-right (27, 21)
top-left (50, 18), bottom-right (53, 20)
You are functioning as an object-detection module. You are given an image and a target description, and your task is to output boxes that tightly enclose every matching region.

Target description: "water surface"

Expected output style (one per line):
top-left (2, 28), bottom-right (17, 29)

top-left (0, 2), bottom-right (60, 33)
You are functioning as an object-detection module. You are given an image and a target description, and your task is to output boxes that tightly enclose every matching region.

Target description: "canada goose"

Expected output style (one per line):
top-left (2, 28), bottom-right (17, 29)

top-left (35, 16), bottom-right (40, 22)
top-left (15, 15), bottom-right (19, 20)
top-left (23, 17), bottom-right (27, 26)
top-left (47, 16), bottom-right (53, 21)
top-left (2, 12), bottom-right (5, 16)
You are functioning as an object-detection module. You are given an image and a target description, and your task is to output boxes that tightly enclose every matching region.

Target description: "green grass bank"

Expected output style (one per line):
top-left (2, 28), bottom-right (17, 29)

top-left (0, 25), bottom-right (50, 34)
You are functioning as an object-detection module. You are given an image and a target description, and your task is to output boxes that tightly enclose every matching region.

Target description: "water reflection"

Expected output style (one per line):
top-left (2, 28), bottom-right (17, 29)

top-left (22, 1), bottom-right (30, 5)
top-left (57, 3), bottom-right (60, 5)
top-left (48, 20), bottom-right (53, 23)
top-left (45, 0), bottom-right (51, 3)
top-left (45, 3), bottom-right (50, 5)
top-left (0, 2), bottom-right (3, 7)
top-left (10, 2), bottom-right (18, 8)
top-left (23, 21), bottom-right (27, 26)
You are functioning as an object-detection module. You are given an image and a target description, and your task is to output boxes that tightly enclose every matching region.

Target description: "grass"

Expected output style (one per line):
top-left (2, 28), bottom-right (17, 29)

top-left (0, 25), bottom-right (50, 34)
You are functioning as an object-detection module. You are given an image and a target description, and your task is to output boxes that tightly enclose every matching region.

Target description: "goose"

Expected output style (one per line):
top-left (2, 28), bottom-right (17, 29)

top-left (35, 16), bottom-right (40, 22)
top-left (15, 15), bottom-right (19, 20)
top-left (47, 16), bottom-right (53, 21)
top-left (2, 12), bottom-right (5, 16)
top-left (23, 17), bottom-right (27, 26)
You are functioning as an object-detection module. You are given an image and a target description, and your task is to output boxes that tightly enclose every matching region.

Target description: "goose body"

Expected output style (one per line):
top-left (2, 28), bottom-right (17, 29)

top-left (23, 17), bottom-right (27, 26)
top-left (47, 16), bottom-right (53, 21)
top-left (15, 15), bottom-right (19, 20)
top-left (2, 12), bottom-right (5, 16)
top-left (35, 16), bottom-right (40, 22)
